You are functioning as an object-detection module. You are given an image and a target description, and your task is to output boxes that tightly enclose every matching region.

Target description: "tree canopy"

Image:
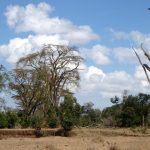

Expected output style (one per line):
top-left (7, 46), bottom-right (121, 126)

top-left (10, 44), bottom-right (83, 117)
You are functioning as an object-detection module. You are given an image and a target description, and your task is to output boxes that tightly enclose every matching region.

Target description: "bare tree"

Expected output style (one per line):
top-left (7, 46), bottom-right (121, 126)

top-left (10, 44), bottom-right (83, 116)
top-left (132, 43), bottom-right (150, 84)
top-left (132, 44), bottom-right (150, 127)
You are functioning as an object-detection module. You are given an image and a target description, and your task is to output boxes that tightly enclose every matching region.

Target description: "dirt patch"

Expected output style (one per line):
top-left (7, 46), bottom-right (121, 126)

top-left (0, 128), bottom-right (150, 150)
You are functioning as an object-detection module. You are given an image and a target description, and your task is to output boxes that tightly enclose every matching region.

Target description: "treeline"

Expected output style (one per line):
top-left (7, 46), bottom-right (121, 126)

top-left (1, 92), bottom-right (150, 129)
top-left (102, 93), bottom-right (150, 127)
top-left (1, 44), bottom-right (150, 130)
top-left (0, 93), bottom-right (102, 129)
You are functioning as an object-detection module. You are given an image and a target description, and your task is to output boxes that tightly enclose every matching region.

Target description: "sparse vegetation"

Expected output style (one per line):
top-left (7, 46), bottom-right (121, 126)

top-left (0, 128), bottom-right (149, 149)
top-left (108, 143), bottom-right (120, 150)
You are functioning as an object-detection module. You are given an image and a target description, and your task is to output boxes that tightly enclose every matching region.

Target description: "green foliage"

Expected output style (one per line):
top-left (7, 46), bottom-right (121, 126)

top-left (61, 117), bottom-right (74, 131)
top-left (102, 93), bottom-right (150, 127)
top-left (120, 107), bottom-right (137, 127)
top-left (0, 65), bottom-right (9, 111)
top-left (30, 115), bottom-right (43, 128)
top-left (102, 104), bottom-right (121, 127)
top-left (78, 102), bottom-right (102, 127)
top-left (6, 111), bottom-right (18, 128)
top-left (0, 112), bottom-right (7, 128)
top-left (10, 44), bottom-right (83, 119)
top-left (0, 65), bottom-right (9, 92)
top-left (19, 116), bottom-right (31, 128)
top-left (79, 115), bottom-right (91, 127)
top-left (48, 118), bottom-right (58, 128)
top-left (46, 105), bottom-right (59, 128)
top-left (59, 93), bottom-right (81, 130)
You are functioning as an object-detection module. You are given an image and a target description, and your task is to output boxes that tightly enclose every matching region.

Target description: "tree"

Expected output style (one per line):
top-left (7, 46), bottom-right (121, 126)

top-left (132, 43), bottom-right (150, 84)
top-left (102, 93), bottom-right (150, 127)
top-left (102, 104), bottom-right (121, 127)
top-left (10, 44), bottom-right (83, 117)
top-left (0, 65), bottom-right (8, 91)
top-left (137, 93), bottom-right (150, 126)
top-left (59, 93), bottom-right (81, 130)
top-left (10, 68), bottom-right (45, 116)
top-left (80, 102), bottom-right (101, 127)
top-left (110, 96), bottom-right (120, 105)
top-left (0, 65), bottom-right (9, 111)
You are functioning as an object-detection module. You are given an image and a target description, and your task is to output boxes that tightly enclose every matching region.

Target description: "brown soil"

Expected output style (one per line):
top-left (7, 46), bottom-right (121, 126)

top-left (0, 128), bottom-right (150, 150)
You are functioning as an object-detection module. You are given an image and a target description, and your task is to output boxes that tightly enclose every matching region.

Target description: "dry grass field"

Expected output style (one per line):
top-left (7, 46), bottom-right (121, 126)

top-left (0, 128), bottom-right (150, 150)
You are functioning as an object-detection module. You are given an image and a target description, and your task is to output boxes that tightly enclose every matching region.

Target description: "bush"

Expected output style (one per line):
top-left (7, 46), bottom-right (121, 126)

top-left (59, 93), bottom-right (81, 131)
top-left (19, 116), bottom-right (31, 128)
top-left (61, 117), bottom-right (73, 131)
top-left (6, 111), bottom-right (18, 128)
top-left (0, 112), bottom-right (7, 128)
top-left (30, 116), bottom-right (43, 128)
top-left (48, 118), bottom-right (58, 128)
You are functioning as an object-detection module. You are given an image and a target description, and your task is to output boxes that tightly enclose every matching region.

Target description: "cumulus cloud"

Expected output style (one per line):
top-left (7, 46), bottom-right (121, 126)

top-left (76, 64), bottom-right (150, 108)
top-left (113, 47), bottom-right (136, 63)
top-left (109, 28), bottom-right (129, 40)
top-left (5, 2), bottom-right (98, 44)
top-left (81, 44), bottom-right (111, 65)
top-left (110, 29), bottom-right (150, 47)
top-left (0, 34), bottom-right (68, 63)
top-left (134, 65), bottom-right (150, 87)
top-left (109, 29), bottom-right (150, 64)
top-left (113, 45), bottom-right (150, 65)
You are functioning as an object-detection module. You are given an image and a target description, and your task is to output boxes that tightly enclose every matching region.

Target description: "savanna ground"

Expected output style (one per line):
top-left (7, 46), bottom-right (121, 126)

top-left (0, 128), bottom-right (150, 150)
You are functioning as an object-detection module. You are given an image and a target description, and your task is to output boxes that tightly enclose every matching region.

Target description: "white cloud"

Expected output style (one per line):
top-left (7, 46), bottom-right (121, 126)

top-left (134, 65), bottom-right (150, 87)
top-left (109, 28), bottom-right (129, 40)
top-left (113, 46), bottom-right (150, 65)
top-left (109, 29), bottom-right (150, 64)
top-left (110, 29), bottom-right (150, 47)
top-left (130, 31), bottom-right (145, 44)
top-left (75, 64), bottom-right (150, 108)
top-left (113, 47), bottom-right (136, 63)
top-left (5, 2), bottom-right (99, 44)
top-left (81, 44), bottom-right (111, 65)
top-left (84, 66), bottom-right (105, 83)
top-left (0, 34), bottom-right (68, 63)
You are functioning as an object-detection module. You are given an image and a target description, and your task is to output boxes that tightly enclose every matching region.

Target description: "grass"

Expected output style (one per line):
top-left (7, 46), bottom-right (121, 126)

top-left (108, 144), bottom-right (120, 150)
top-left (45, 144), bottom-right (60, 150)
top-left (0, 128), bottom-right (150, 150)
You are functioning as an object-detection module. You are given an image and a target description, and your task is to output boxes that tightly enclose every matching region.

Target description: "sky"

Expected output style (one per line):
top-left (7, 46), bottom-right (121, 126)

top-left (0, 0), bottom-right (150, 109)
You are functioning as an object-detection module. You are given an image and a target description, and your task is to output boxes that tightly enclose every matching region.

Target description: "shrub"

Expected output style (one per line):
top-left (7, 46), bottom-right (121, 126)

top-left (61, 117), bottom-right (73, 131)
top-left (19, 116), bottom-right (31, 128)
top-left (6, 111), bottom-right (18, 128)
top-left (59, 93), bottom-right (81, 131)
top-left (0, 112), bottom-right (7, 128)
top-left (48, 118), bottom-right (58, 128)
top-left (30, 116), bottom-right (43, 128)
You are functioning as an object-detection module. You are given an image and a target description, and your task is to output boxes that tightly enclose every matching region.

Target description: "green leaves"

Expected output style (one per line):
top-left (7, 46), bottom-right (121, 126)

top-left (59, 93), bottom-right (81, 130)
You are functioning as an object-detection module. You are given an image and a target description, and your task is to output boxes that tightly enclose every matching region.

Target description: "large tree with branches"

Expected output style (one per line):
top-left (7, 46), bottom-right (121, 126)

top-left (10, 44), bottom-right (83, 116)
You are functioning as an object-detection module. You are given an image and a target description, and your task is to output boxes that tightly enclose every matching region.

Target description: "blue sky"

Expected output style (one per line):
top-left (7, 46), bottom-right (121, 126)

top-left (0, 0), bottom-right (150, 108)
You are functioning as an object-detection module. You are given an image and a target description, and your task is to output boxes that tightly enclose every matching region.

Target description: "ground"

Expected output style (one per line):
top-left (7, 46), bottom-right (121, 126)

top-left (0, 128), bottom-right (150, 150)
